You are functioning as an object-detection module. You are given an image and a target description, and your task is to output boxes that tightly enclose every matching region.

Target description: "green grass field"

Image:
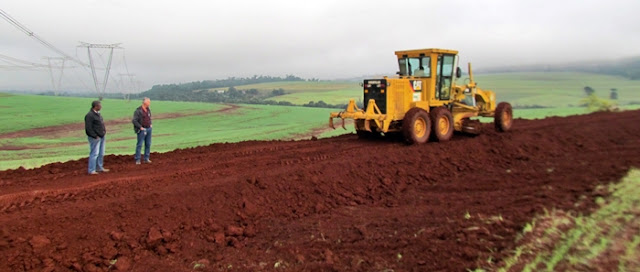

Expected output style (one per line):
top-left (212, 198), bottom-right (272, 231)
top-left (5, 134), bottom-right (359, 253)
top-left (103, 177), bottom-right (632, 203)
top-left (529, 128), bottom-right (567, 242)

top-left (474, 72), bottom-right (640, 108)
top-left (0, 94), bottom-right (338, 170)
top-left (2, 93), bottom-right (637, 171)
top-left (235, 72), bottom-right (640, 108)
top-left (0, 94), bottom-right (221, 134)
top-left (1, 71), bottom-right (639, 170)
top-left (233, 81), bottom-right (357, 94)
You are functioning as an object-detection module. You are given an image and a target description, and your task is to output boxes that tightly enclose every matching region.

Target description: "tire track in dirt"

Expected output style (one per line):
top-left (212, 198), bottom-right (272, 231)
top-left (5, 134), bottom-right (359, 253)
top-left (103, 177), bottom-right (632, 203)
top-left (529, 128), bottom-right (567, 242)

top-left (0, 136), bottom-right (370, 213)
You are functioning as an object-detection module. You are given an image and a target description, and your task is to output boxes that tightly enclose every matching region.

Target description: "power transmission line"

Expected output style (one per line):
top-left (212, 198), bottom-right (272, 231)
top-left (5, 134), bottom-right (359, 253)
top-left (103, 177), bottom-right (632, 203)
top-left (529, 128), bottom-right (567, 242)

top-left (1, 8), bottom-right (135, 95)
top-left (0, 8), bottom-right (88, 67)
top-left (0, 54), bottom-right (50, 68)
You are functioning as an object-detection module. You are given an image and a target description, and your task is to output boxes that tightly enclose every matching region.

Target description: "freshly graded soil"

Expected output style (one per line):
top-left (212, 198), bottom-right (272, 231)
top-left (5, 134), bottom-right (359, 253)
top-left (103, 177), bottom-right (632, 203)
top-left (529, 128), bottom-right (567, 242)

top-left (0, 110), bottom-right (638, 271)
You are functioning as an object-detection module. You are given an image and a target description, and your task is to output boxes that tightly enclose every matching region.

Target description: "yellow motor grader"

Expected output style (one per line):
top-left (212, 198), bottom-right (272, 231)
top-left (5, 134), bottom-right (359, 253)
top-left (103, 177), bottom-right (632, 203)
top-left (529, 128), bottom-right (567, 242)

top-left (329, 48), bottom-right (513, 144)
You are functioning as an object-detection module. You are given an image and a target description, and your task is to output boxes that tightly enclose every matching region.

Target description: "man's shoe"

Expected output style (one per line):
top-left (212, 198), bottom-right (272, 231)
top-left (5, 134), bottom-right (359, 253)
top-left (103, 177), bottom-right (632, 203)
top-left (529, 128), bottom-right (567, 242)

top-left (89, 171), bottom-right (98, 175)
top-left (144, 160), bottom-right (152, 164)
top-left (97, 168), bottom-right (109, 173)
top-left (135, 161), bottom-right (141, 165)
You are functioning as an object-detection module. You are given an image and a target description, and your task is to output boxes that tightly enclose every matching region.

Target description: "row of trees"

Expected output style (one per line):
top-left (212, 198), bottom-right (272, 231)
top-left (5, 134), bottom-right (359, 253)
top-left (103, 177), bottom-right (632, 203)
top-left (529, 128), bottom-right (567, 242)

top-left (131, 75), bottom-right (351, 109)
top-left (35, 74), bottom-right (353, 109)
top-left (583, 86), bottom-right (618, 100)
top-left (133, 87), bottom-right (351, 109)
top-left (143, 75), bottom-right (305, 95)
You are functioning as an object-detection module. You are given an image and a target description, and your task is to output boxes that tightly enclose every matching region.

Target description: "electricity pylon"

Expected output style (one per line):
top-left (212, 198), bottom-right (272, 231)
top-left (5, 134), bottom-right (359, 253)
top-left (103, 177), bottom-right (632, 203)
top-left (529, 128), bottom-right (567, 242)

top-left (78, 42), bottom-right (122, 100)
top-left (43, 57), bottom-right (66, 96)
top-left (117, 73), bottom-right (137, 101)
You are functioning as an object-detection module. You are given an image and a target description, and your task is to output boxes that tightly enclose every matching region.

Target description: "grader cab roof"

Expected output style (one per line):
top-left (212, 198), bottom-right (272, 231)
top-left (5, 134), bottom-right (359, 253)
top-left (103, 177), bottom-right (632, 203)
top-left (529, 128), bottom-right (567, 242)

top-left (394, 48), bottom-right (459, 58)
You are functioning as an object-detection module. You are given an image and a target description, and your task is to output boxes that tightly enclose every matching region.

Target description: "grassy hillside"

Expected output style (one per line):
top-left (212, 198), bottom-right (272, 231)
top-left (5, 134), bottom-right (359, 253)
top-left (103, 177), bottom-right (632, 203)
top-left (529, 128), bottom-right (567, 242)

top-left (0, 94), bottom-right (221, 134)
top-left (229, 81), bottom-right (357, 94)
top-left (233, 72), bottom-right (640, 108)
top-left (2, 85), bottom-right (639, 170)
top-left (230, 81), bottom-right (360, 105)
top-left (0, 94), bottom-right (337, 170)
top-left (474, 72), bottom-right (640, 108)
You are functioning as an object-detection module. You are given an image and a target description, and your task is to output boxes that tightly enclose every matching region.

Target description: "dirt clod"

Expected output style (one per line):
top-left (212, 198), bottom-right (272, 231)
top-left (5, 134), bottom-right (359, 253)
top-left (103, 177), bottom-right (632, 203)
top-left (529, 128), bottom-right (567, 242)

top-left (226, 226), bottom-right (244, 237)
top-left (29, 235), bottom-right (51, 250)
top-left (114, 256), bottom-right (131, 271)
top-left (146, 227), bottom-right (163, 247)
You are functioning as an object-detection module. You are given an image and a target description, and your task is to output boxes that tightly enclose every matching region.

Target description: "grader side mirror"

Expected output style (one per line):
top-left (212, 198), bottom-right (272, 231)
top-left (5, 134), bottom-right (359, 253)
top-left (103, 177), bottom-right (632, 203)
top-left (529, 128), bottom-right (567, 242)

top-left (456, 67), bottom-right (462, 78)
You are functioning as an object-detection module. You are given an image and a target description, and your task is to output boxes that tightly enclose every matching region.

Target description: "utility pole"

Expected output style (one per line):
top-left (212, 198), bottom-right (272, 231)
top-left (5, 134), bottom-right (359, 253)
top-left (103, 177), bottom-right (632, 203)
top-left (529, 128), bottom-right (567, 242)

top-left (78, 42), bottom-right (122, 101)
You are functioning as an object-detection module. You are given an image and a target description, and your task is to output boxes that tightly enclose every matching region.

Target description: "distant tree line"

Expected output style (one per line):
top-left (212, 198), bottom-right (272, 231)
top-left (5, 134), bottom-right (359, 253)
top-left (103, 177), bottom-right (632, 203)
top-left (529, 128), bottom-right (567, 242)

top-left (131, 86), bottom-right (350, 109)
top-left (143, 75), bottom-right (305, 95)
top-left (34, 75), bottom-right (352, 109)
top-left (128, 75), bottom-right (349, 109)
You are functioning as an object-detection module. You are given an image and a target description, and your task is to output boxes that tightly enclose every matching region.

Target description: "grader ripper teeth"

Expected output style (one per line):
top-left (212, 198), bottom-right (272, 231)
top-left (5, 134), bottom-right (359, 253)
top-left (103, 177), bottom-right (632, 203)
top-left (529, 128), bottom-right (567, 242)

top-left (329, 99), bottom-right (387, 132)
top-left (328, 116), bottom-right (346, 130)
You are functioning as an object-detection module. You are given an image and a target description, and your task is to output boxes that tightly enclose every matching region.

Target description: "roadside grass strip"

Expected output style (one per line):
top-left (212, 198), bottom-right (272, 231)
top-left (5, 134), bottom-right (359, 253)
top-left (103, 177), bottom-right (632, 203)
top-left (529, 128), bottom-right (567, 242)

top-left (484, 169), bottom-right (640, 272)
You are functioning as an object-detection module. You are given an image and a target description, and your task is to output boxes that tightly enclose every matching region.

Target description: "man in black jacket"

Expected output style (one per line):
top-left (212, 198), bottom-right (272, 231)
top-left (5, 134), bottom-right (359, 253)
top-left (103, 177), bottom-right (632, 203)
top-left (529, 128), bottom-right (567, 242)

top-left (84, 100), bottom-right (108, 174)
top-left (132, 97), bottom-right (153, 164)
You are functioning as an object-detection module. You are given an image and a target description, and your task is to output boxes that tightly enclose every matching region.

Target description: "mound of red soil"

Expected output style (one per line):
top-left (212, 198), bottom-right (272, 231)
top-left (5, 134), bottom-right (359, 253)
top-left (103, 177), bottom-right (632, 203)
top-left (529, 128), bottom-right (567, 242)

top-left (0, 110), bottom-right (639, 271)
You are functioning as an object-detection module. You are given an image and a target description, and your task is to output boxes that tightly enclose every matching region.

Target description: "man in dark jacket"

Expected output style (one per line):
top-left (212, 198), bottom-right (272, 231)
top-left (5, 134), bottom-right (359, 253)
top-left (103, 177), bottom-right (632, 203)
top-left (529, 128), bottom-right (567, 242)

top-left (84, 100), bottom-right (108, 174)
top-left (132, 97), bottom-right (153, 164)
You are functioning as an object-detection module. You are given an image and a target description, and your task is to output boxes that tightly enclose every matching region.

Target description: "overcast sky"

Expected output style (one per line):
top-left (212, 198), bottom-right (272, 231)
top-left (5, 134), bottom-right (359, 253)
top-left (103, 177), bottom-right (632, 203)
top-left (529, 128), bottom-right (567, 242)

top-left (2, 0), bottom-right (639, 92)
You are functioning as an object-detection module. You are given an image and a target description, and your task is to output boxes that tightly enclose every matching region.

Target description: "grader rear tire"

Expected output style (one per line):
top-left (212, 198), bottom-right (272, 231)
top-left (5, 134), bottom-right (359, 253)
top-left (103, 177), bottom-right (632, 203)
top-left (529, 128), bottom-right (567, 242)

top-left (495, 102), bottom-right (513, 132)
top-left (402, 108), bottom-right (431, 144)
top-left (430, 107), bottom-right (454, 142)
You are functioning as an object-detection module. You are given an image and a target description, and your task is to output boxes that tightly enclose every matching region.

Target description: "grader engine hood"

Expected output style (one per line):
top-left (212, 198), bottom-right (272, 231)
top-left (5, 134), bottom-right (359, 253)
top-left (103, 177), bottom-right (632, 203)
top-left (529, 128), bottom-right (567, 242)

top-left (363, 79), bottom-right (387, 114)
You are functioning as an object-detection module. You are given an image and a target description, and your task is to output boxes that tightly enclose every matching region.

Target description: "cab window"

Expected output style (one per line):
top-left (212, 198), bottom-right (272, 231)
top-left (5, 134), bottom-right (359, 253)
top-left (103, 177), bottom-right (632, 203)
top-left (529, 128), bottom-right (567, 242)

top-left (398, 57), bottom-right (431, 77)
top-left (436, 55), bottom-right (455, 100)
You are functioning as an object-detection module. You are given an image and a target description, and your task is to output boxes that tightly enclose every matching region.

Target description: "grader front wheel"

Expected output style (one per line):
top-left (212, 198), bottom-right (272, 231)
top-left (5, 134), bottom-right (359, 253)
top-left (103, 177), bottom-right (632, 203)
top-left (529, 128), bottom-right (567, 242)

top-left (430, 107), bottom-right (454, 142)
top-left (495, 102), bottom-right (513, 132)
top-left (402, 108), bottom-right (431, 144)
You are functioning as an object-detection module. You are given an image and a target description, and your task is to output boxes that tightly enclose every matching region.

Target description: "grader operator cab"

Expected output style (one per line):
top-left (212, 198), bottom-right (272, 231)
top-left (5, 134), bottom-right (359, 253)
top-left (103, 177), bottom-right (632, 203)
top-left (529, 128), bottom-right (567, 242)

top-left (329, 48), bottom-right (513, 144)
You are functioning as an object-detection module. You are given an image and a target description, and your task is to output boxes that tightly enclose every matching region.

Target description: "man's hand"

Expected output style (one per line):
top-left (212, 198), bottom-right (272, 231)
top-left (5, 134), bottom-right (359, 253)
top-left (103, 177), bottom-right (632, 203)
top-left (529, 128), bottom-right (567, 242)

top-left (95, 137), bottom-right (99, 140)
top-left (141, 127), bottom-right (145, 131)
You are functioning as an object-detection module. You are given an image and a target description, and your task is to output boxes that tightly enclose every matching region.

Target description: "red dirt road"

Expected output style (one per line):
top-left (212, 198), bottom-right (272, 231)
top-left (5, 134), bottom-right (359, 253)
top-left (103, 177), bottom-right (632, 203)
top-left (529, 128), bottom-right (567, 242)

top-left (1, 110), bottom-right (639, 271)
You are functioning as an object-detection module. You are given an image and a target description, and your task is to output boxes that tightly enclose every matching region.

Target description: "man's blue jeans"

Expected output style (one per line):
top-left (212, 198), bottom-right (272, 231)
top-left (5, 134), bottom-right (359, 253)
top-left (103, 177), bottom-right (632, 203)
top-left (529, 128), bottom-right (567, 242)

top-left (88, 136), bottom-right (105, 173)
top-left (135, 127), bottom-right (152, 162)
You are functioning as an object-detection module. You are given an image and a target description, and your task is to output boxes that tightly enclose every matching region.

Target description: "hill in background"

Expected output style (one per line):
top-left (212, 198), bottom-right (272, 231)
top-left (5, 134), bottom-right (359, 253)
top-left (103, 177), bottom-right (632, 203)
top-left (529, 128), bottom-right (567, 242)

top-left (20, 56), bottom-right (640, 110)
top-left (481, 56), bottom-right (640, 80)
